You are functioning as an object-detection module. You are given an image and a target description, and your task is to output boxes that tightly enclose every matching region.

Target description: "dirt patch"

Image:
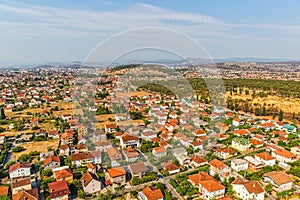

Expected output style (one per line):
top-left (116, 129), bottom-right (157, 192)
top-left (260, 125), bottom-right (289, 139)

top-left (13, 139), bottom-right (60, 160)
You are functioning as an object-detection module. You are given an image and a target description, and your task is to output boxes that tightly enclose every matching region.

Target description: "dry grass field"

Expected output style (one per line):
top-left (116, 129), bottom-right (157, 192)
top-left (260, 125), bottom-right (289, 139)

top-left (95, 119), bottom-right (144, 129)
top-left (226, 91), bottom-right (300, 114)
top-left (13, 139), bottom-right (60, 160)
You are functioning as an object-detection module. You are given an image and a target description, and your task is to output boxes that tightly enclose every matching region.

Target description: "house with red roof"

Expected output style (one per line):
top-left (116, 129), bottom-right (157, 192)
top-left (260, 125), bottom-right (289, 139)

top-left (163, 161), bottom-right (180, 175)
top-left (53, 166), bottom-right (73, 183)
top-left (120, 134), bottom-right (140, 148)
top-left (190, 156), bottom-right (208, 168)
top-left (209, 159), bottom-right (231, 181)
top-left (138, 186), bottom-right (164, 200)
top-left (255, 152), bottom-right (276, 166)
top-left (257, 122), bottom-right (276, 131)
top-left (188, 172), bottom-right (225, 200)
top-left (43, 156), bottom-right (60, 170)
top-left (81, 172), bottom-right (103, 195)
top-left (9, 162), bottom-right (31, 179)
top-left (49, 180), bottom-right (69, 200)
top-left (152, 146), bottom-right (167, 158)
top-left (271, 148), bottom-right (298, 163)
top-left (106, 166), bottom-right (126, 184)
top-left (231, 178), bottom-right (265, 200)
top-left (11, 177), bottom-right (32, 195)
top-left (12, 188), bottom-right (38, 200)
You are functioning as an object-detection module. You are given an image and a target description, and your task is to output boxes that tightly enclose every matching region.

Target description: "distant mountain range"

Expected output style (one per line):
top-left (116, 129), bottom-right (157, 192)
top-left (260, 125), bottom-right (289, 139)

top-left (0, 57), bottom-right (298, 68)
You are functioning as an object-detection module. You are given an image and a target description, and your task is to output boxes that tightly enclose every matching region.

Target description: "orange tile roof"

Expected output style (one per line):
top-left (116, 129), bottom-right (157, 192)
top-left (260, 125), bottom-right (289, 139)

top-left (142, 186), bottom-right (164, 200)
top-left (274, 149), bottom-right (297, 159)
top-left (199, 179), bottom-right (225, 192)
top-left (44, 156), bottom-right (60, 166)
top-left (234, 129), bottom-right (248, 135)
top-left (54, 168), bottom-right (73, 180)
top-left (0, 186), bottom-right (9, 196)
top-left (9, 162), bottom-right (30, 172)
top-left (13, 188), bottom-right (38, 200)
top-left (107, 166), bottom-right (126, 178)
top-left (81, 171), bottom-right (99, 187)
top-left (188, 172), bottom-right (214, 186)
top-left (209, 159), bottom-right (227, 169)
top-left (255, 152), bottom-right (275, 161)
top-left (153, 146), bottom-right (166, 154)
top-left (264, 171), bottom-right (292, 185)
top-left (243, 181), bottom-right (265, 194)
top-left (191, 156), bottom-right (207, 164)
top-left (163, 162), bottom-right (180, 171)
top-left (250, 139), bottom-right (264, 146)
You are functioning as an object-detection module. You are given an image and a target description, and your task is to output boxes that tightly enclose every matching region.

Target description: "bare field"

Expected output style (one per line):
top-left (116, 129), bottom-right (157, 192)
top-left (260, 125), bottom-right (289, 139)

top-left (226, 92), bottom-right (300, 114)
top-left (115, 91), bottom-right (153, 98)
top-left (95, 119), bottom-right (144, 129)
top-left (13, 139), bottom-right (60, 160)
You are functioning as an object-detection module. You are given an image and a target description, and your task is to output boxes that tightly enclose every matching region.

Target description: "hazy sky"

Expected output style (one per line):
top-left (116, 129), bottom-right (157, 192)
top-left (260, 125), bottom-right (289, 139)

top-left (1, 0), bottom-right (300, 65)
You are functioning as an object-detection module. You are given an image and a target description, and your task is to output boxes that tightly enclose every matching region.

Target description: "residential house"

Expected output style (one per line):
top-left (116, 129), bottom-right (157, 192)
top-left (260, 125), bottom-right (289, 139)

top-left (44, 156), bottom-right (60, 170)
top-left (231, 159), bottom-right (248, 172)
top-left (49, 180), bottom-right (70, 200)
top-left (271, 148), bottom-right (298, 163)
top-left (263, 171), bottom-right (293, 192)
top-left (105, 123), bottom-right (117, 133)
top-left (90, 150), bottom-right (102, 165)
top-left (48, 130), bottom-right (59, 139)
top-left (59, 144), bottom-right (70, 156)
top-left (120, 134), bottom-right (140, 148)
top-left (81, 172), bottom-right (103, 195)
top-left (9, 162), bottom-right (31, 179)
top-left (53, 166), bottom-right (73, 183)
top-left (232, 138), bottom-right (251, 151)
top-left (12, 188), bottom-right (38, 200)
top-left (11, 177), bottom-right (32, 195)
top-left (106, 166), bottom-right (126, 184)
top-left (283, 124), bottom-right (297, 133)
top-left (291, 146), bottom-right (300, 156)
top-left (87, 162), bottom-right (97, 174)
top-left (209, 159), bottom-right (231, 181)
top-left (152, 146), bottom-right (167, 158)
top-left (107, 147), bottom-right (122, 162)
top-left (129, 162), bottom-right (148, 178)
top-left (71, 152), bottom-right (94, 167)
top-left (233, 118), bottom-right (243, 126)
top-left (138, 186), bottom-right (164, 200)
top-left (254, 152), bottom-right (276, 166)
top-left (163, 162), bottom-right (180, 175)
top-left (188, 172), bottom-right (225, 200)
top-left (215, 122), bottom-right (229, 134)
top-left (244, 156), bottom-right (264, 171)
top-left (75, 144), bottom-right (88, 153)
top-left (190, 156), bottom-right (208, 168)
top-left (231, 179), bottom-right (265, 200)
top-left (95, 140), bottom-right (112, 152)
top-left (215, 148), bottom-right (236, 159)
top-left (123, 147), bottom-right (140, 162)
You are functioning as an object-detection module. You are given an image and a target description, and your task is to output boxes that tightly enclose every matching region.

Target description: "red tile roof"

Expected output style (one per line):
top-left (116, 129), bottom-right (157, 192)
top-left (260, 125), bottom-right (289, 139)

top-left (107, 166), bottom-right (126, 178)
top-left (142, 186), bottom-right (164, 200)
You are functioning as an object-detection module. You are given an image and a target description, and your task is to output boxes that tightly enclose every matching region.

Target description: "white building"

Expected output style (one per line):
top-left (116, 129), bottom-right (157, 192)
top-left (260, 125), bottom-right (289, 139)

top-left (231, 159), bottom-right (248, 172)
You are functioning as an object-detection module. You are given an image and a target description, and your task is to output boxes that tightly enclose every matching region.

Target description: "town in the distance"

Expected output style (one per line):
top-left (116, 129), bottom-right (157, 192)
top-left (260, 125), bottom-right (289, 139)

top-left (0, 61), bottom-right (300, 200)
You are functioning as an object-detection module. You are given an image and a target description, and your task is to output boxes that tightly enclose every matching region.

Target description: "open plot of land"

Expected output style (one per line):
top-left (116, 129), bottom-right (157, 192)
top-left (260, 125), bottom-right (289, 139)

top-left (13, 139), bottom-right (60, 160)
top-left (95, 119), bottom-right (144, 129)
top-left (226, 91), bottom-right (300, 114)
top-left (115, 91), bottom-right (153, 98)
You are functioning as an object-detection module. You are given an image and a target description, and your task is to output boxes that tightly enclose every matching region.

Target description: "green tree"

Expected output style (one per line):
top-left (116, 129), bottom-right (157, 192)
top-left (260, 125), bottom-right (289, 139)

top-left (0, 107), bottom-right (5, 119)
top-left (279, 110), bottom-right (284, 121)
top-left (265, 184), bottom-right (273, 194)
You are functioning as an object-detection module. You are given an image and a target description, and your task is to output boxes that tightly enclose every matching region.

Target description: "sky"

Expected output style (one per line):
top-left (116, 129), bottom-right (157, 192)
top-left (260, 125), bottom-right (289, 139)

top-left (1, 0), bottom-right (300, 65)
